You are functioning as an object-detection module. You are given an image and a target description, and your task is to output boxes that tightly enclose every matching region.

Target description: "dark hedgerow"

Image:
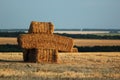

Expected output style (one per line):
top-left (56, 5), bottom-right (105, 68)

top-left (56, 33), bottom-right (120, 39)
top-left (0, 44), bottom-right (22, 52)
top-left (74, 46), bottom-right (120, 52)
top-left (0, 32), bottom-right (26, 37)
top-left (0, 32), bottom-right (120, 39)
top-left (0, 44), bottom-right (120, 52)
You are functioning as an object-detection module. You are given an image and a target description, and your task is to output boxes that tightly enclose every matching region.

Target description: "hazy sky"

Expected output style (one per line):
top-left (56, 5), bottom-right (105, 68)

top-left (0, 0), bottom-right (120, 29)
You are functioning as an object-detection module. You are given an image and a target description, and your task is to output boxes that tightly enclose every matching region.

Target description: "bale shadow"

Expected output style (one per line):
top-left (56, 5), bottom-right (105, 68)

top-left (0, 59), bottom-right (23, 63)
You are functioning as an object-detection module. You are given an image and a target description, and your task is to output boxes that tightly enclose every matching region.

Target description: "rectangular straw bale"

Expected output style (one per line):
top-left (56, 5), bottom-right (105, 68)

top-left (27, 49), bottom-right (37, 62)
top-left (36, 49), bottom-right (58, 63)
top-left (18, 34), bottom-right (73, 52)
top-left (22, 48), bottom-right (58, 63)
top-left (71, 48), bottom-right (78, 52)
top-left (28, 21), bottom-right (54, 34)
top-left (59, 48), bottom-right (78, 53)
top-left (23, 49), bottom-right (37, 62)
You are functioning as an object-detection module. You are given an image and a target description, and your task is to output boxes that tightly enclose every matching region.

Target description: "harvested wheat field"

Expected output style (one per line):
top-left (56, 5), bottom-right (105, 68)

top-left (1, 37), bottom-right (120, 47)
top-left (0, 37), bottom-right (17, 45)
top-left (74, 39), bottom-right (120, 46)
top-left (0, 52), bottom-right (120, 80)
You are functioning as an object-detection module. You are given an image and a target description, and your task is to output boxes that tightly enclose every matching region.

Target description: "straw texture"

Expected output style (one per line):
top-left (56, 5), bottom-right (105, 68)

top-left (18, 34), bottom-right (73, 52)
top-left (37, 49), bottom-right (58, 63)
top-left (28, 21), bottom-right (54, 34)
top-left (71, 48), bottom-right (78, 52)
top-left (22, 48), bottom-right (58, 63)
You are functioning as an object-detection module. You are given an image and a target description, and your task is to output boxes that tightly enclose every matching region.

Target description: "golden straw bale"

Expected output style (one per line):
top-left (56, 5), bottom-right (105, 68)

top-left (22, 48), bottom-right (58, 63)
top-left (71, 48), bottom-right (78, 52)
top-left (18, 34), bottom-right (73, 52)
top-left (23, 49), bottom-right (37, 62)
top-left (36, 49), bottom-right (58, 63)
top-left (28, 21), bottom-right (54, 34)
top-left (27, 49), bottom-right (37, 62)
top-left (59, 48), bottom-right (78, 53)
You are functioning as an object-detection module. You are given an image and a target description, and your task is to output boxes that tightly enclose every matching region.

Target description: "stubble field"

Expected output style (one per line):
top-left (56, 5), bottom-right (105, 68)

top-left (0, 52), bottom-right (120, 80)
top-left (0, 36), bottom-right (120, 80)
top-left (0, 37), bottom-right (120, 46)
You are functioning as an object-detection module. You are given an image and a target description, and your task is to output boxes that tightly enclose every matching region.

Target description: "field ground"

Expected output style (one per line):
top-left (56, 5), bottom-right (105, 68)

top-left (0, 52), bottom-right (120, 80)
top-left (0, 37), bottom-right (120, 47)
top-left (0, 37), bottom-right (17, 45)
top-left (74, 39), bottom-right (120, 46)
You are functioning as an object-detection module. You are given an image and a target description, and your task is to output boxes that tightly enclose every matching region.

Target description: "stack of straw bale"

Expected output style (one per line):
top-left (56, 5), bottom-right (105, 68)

top-left (18, 21), bottom-right (76, 63)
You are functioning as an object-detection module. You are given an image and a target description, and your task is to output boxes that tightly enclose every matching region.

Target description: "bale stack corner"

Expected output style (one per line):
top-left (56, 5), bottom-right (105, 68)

top-left (71, 48), bottom-right (78, 53)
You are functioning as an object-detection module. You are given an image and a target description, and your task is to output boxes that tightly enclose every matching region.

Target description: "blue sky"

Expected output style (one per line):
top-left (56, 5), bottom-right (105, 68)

top-left (0, 0), bottom-right (120, 29)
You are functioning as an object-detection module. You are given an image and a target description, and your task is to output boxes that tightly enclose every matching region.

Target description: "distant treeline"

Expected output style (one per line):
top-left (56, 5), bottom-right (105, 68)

top-left (56, 33), bottom-right (120, 39)
top-left (82, 29), bottom-right (120, 31)
top-left (75, 46), bottom-right (120, 52)
top-left (0, 29), bottom-right (28, 32)
top-left (0, 44), bottom-right (120, 52)
top-left (0, 44), bottom-right (22, 52)
top-left (0, 29), bottom-right (120, 32)
top-left (0, 32), bottom-right (25, 37)
top-left (0, 32), bottom-right (120, 39)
